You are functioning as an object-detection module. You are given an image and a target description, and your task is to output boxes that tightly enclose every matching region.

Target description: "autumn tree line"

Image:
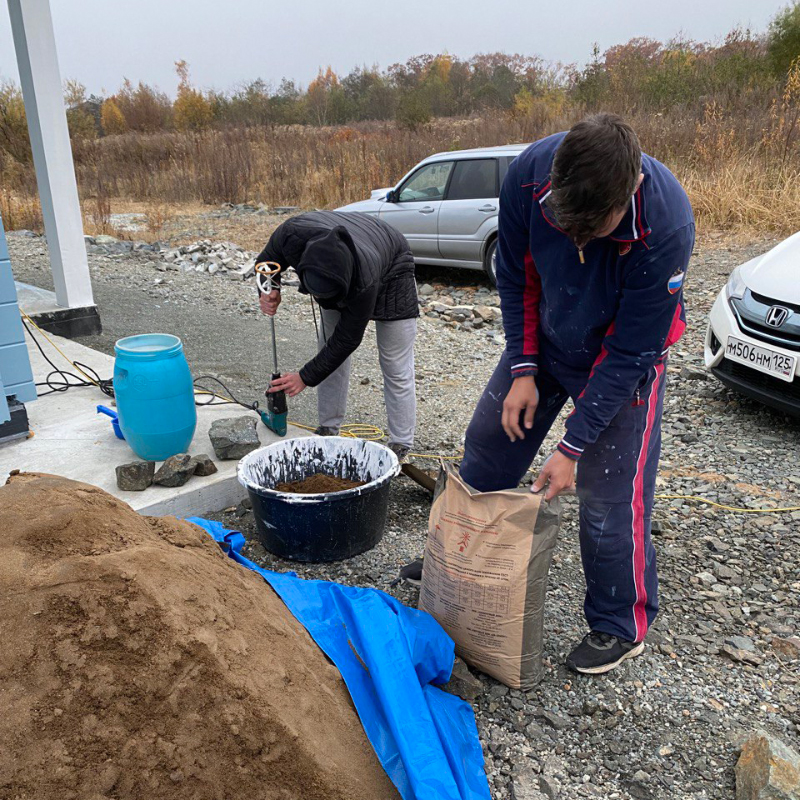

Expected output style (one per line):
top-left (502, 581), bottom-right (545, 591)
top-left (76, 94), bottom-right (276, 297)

top-left (3, 5), bottom-right (800, 234)
top-left (1, 4), bottom-right (799, 142)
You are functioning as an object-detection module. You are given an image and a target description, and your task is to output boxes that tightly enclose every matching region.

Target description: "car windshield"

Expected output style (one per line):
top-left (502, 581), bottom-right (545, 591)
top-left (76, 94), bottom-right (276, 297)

top-left (398, 162), bottom-right (453, 202)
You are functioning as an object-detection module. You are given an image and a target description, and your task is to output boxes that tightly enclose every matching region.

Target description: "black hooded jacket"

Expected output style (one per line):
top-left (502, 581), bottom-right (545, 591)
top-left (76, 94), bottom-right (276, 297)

top-left (255, 211), bottom-right (418, 387)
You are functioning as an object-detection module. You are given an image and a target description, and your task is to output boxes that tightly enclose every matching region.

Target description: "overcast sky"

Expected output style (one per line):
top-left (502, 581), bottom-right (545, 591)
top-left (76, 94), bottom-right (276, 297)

top-left (0, 0), bottom-right (785, 96)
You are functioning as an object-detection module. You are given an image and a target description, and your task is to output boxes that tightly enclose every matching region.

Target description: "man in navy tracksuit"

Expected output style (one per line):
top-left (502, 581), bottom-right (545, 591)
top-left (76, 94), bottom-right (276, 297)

top-left (460, 114), bottom-right (694, 674)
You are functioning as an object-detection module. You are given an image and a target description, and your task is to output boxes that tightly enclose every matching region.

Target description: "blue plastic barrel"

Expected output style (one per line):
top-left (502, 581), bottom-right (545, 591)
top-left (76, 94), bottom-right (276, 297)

top-left (113, 334), bottom-right (196, 460)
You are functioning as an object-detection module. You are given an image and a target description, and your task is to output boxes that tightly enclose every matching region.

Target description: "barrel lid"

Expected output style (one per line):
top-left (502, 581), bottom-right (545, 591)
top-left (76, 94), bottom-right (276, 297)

top-left (115, 333), bottom-right (183, 359)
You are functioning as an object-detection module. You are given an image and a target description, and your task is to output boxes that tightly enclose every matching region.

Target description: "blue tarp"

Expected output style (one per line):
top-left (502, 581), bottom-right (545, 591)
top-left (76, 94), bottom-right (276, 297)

top-left (188, 517), bottom-right (491, 800)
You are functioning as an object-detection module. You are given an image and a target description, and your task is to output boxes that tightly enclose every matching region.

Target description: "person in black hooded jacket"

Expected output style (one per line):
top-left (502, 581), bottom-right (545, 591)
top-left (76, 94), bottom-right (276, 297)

top-left (255, 211), bottom-right (419, 458)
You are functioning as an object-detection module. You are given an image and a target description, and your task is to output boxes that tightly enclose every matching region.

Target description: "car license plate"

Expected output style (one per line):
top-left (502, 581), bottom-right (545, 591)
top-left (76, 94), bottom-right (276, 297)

top-left (725, 336), bottom-right (796, 382)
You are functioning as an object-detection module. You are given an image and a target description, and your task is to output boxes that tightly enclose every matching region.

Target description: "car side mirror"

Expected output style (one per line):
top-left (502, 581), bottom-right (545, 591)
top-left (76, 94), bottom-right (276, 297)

top-left (386, 189), bottom-right (397, 203)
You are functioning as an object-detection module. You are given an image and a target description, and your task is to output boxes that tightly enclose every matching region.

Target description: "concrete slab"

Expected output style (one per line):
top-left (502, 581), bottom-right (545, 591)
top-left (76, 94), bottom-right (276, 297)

top-left (0, 326), bottom-right (309, 516)
top-left (16, 281), bottom-right (61, 315)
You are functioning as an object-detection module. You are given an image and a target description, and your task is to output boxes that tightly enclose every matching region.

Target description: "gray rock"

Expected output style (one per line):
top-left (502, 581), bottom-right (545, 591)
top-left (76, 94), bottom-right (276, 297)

top-left (626, 778), bottom-right (655, 800)
top-left (94, 234), bottom-right (118, 245)
top-left (448, 304), bottom-right (475, 316)
top-left (536, 710), bottom-right (571, 730)
top-left (725, 635), bottom-right (756, 652)
top-left (115, 460), bottom-right (155, 491)
top-left (438, 656), bottom-right (483, 703)
top-left (537, 773), bottom-right (561, 799)
top-left (418, 283), bottom-right (435, 296)
top-left (192, 454), bottom-right (219, 477)
top-left (153, 453), bottom-right (197, 487)
top-left (525, 721), bottom-right (546, 739)
top-left (696, 571), bottom-right (717, 586)
top-left (235, 499), bottom-right (253, 518)
top-left (234, 260), bottom-right (255, 280)
top-left (488, 684), bottom-right (508, 699)
top-left (680, 365), bottom-right (710, 381)
top-left (209, 416), bottom-right (260, 460)
top-left (474, 304), bottom-right (500, 322)
top-left (511, 766), bottom-right (548, 800)
top-left (714, 564), bottom-right (739, 581)
top-left (708, 536), bottom-right (731, 552)
top-left (735, 731), bottom-right (800, 799)
top-left (721, 644), bottom-right (763, 666)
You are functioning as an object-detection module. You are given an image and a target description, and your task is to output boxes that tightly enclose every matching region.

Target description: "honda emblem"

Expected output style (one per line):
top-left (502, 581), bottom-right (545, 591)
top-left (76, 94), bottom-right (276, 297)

top-left (765, 305), bottom-right (791, 328)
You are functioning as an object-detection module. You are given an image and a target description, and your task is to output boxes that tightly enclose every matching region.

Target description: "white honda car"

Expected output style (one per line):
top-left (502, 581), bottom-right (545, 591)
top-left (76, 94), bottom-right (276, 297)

top-left (705, 233), bottom-right (800, 416)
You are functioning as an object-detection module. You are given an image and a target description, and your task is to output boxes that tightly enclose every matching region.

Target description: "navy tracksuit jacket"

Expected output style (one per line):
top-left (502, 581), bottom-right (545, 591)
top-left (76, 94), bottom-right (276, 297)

top-left (461, 132), bottom-right (694, 643)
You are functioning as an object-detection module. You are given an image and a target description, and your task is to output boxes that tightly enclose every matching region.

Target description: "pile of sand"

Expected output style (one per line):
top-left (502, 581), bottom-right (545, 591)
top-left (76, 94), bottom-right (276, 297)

top-left (0, 473), bottom-right (397, 800)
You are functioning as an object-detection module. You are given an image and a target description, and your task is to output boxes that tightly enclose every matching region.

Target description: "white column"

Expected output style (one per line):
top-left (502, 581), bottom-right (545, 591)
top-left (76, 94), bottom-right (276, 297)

top-left (7, 0), bottom-right (94, 309)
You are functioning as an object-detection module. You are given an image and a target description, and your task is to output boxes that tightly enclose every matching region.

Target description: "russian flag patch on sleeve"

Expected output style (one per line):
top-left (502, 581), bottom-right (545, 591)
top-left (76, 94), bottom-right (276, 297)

top-left (668, 269), bottom-right (685, 294)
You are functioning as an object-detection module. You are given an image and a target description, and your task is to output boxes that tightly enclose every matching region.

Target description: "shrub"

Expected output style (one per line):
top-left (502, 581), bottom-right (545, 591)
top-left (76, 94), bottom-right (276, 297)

top-left (115, 79), bottom-right (172, 132)
top-left (101, 98), bottom-right (128, 135)
top-left (396, 92), bottom-right (431, 131)
top-left (768, 3), bottom-right (800, 76)
top-left (173, 60), bottom-right (214, 131)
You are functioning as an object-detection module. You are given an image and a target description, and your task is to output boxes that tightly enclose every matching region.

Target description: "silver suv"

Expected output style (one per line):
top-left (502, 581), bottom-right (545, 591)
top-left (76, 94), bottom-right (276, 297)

top-left (337, 144), bottom-right (528, 283)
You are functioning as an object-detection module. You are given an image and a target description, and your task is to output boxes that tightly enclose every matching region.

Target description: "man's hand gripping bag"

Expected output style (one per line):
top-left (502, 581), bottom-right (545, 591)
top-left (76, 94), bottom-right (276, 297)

top-left (419, 465), bottom-right (560, 689)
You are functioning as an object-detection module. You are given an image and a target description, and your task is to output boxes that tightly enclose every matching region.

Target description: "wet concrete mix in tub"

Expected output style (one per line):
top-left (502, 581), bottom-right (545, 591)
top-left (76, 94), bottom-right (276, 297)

top-left (276, 473), bottom-right (367, 494)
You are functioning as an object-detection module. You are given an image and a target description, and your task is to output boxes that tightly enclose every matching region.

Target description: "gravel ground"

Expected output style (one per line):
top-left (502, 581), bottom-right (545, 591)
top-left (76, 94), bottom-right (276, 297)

top-left (8, 228), bottom-right (800, 799)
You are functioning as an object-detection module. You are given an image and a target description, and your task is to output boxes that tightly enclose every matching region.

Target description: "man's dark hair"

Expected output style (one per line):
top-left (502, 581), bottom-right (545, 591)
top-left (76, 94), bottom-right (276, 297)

top-left (548, 113), bottom-right (642, 245)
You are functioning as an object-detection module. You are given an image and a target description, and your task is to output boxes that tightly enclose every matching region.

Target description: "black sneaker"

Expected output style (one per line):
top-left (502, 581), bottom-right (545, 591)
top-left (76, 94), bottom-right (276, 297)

top-left (314, 425), bottom-right (339, 436)
top-left (390, 557), bottom-right (423, 588)
top-left (566, 631), bottom-right (645, 675)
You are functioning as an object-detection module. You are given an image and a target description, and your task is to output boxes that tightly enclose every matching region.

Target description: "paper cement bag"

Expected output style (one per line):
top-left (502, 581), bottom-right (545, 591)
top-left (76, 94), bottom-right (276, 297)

top-left (419, 465), bottom-right (560, 689)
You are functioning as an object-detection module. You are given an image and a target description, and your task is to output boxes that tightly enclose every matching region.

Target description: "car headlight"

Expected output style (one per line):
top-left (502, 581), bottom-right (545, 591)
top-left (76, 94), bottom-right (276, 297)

top-left (725, 265), bottom-right (747, 300)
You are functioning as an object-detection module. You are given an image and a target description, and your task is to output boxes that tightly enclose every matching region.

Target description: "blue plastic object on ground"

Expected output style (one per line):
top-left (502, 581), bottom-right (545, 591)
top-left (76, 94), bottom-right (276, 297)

top-left (113, 333), bottom-right (196, 460)
top-left (96, 405), bottom-right (125, 439)
top-left (188, 517), bottom-right (491, 800)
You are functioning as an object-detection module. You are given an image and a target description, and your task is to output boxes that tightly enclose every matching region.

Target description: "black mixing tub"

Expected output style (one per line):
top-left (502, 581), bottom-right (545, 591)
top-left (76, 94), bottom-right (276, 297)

top-left (237, 436), bottom-right (400, 562)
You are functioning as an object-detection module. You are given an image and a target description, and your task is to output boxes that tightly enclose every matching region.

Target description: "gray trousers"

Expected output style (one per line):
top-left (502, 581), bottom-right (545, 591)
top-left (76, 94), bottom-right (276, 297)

top-left (317, 309), bottom-right (417, 448)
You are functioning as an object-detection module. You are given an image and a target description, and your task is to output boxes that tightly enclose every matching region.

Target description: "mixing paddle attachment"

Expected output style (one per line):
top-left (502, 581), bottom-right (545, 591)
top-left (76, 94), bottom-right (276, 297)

top-left (255, 262), bottom-right (288, 436)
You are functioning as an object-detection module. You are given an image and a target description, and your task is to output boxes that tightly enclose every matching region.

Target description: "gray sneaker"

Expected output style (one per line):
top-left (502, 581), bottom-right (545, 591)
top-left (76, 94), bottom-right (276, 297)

top-left (314, 426), bottom-right (339, 436)
top-left (388, 443), bottom-right (410, 463)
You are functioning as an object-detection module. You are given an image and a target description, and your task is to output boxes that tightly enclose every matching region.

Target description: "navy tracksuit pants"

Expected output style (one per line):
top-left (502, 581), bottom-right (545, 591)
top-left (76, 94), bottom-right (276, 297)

top-left (460, 349), bottom-right (666, 643)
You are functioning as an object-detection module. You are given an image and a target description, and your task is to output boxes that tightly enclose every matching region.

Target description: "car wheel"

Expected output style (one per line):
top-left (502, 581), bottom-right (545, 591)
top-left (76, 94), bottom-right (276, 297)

top-left (483, 238), bottom-right (498, 285)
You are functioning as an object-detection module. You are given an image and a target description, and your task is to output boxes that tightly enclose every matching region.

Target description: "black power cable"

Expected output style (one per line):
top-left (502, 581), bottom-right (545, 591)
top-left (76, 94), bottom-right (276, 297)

top-left (22, 318), bottom-right (115, 399)
top-left (23, 316), bottom-right (259, 414)
top-left (192, 374), bottom-right (259, 412)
